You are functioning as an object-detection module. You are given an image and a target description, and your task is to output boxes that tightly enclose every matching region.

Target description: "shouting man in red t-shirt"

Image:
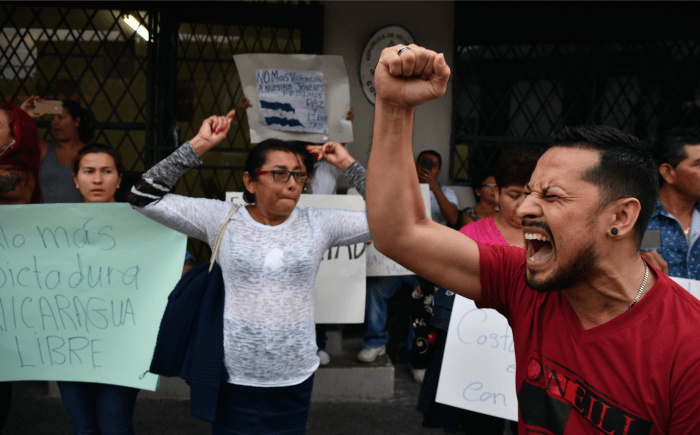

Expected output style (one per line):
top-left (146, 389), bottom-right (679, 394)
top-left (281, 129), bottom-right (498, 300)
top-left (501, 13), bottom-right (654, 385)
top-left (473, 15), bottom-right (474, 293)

top-left (366, 44), bottom-right (700, 435)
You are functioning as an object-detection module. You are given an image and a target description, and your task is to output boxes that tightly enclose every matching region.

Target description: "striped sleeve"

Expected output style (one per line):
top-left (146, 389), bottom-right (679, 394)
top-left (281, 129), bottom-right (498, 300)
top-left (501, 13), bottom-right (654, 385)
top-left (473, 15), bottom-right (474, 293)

top-left (344, 161), bottom-right (366, 199)
top-left (127, 142), bottom-right (202, 207)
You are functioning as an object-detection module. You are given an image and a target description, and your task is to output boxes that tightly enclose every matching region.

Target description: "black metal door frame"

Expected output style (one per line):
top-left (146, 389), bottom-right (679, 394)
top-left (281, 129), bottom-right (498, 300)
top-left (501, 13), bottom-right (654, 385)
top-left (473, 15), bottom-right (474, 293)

top-left (0, 1), bottom-right (324, 175)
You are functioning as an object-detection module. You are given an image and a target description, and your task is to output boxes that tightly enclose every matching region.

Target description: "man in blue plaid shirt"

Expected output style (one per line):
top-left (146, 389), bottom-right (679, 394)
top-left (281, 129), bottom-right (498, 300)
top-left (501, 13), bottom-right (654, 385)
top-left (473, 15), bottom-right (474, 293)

top-left (642, 128), bottom-right (700, 279)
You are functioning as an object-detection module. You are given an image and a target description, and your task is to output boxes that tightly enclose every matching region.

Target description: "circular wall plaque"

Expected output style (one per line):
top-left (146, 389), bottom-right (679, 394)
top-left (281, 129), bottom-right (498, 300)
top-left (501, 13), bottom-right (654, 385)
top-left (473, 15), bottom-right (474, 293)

top-left (359, 25), bottom-right (415, 105)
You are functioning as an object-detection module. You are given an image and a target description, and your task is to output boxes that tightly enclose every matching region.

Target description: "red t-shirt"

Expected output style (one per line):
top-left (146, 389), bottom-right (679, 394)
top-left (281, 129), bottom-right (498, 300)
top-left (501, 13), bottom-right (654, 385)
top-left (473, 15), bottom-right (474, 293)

top-left (477, 242), bottom-right (700, 435)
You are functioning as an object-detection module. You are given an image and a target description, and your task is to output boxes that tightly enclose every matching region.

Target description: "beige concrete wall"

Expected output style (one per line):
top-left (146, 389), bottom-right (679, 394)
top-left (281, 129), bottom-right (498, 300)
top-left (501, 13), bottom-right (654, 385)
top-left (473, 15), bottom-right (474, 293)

top-left (322, 1), bottom-right (455, 185)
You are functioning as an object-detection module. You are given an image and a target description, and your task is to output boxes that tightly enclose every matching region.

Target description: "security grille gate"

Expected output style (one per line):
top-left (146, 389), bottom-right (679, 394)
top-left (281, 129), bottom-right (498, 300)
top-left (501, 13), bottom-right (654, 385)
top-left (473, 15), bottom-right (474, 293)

top-left (0, 2), bottom-right (323, 261)
top-left (450, 3), bottom-right (700, 183)
top-left (0, 5), bottom-right (157, 175)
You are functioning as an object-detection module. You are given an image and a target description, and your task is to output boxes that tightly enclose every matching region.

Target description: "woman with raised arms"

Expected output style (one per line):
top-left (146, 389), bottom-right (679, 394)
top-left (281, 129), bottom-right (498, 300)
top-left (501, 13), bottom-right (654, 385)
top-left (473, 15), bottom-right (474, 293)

top-left (128, 110), bottom-right (370, 435)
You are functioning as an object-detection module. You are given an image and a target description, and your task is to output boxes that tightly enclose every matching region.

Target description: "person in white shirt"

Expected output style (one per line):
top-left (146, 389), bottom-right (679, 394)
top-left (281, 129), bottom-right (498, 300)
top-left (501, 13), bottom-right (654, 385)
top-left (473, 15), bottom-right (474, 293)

top-left (129, 111), bottom-right (370, 434)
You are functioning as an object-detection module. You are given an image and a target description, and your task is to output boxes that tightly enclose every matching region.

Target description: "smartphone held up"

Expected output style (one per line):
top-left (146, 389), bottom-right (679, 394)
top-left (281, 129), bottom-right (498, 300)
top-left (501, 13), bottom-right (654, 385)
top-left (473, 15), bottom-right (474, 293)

top-left (33, 99), bottom-right (63, 116)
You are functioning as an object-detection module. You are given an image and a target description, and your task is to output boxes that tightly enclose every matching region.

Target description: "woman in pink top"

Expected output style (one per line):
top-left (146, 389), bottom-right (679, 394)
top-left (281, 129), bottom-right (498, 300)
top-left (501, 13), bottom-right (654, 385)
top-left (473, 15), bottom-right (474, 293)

top-left (417, 147), bottom-right (539, 434)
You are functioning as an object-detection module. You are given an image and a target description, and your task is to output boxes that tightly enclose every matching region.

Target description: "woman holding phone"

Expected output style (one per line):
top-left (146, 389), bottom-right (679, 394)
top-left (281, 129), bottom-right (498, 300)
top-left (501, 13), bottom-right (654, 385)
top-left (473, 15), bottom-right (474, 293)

top-left (21, 96), bottom-right (95, 203)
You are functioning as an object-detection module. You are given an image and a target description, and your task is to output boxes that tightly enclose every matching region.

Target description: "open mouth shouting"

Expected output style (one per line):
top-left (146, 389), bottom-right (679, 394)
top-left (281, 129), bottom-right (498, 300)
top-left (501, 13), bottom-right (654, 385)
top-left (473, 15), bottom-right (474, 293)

top-left (524, 231), bottom-right (554, 265)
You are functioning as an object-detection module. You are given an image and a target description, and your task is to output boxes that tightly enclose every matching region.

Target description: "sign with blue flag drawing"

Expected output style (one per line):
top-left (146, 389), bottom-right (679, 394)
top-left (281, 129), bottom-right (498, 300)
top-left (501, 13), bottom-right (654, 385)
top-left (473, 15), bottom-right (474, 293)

top-left (234, 54), bottom-right (353, 144)
top-left (256, 69), bottom-right (328, 134)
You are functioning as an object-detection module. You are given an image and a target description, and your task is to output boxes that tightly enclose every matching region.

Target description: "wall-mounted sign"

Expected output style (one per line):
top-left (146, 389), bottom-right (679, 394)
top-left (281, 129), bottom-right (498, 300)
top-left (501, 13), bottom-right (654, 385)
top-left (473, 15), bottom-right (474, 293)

top-left (359, 25), bottom-right (415, 105)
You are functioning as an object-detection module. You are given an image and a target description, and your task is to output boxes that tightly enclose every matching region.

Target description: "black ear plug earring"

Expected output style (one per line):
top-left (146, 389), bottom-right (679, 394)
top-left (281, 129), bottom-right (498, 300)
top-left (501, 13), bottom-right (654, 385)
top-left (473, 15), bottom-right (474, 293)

top-left (611, 228), bottom-right (619, 235)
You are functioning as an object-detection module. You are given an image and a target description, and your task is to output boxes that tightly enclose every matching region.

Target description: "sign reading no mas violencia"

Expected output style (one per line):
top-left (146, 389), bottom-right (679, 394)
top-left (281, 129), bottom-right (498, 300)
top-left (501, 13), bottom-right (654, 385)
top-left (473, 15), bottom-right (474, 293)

top-left (255, 69), bottom-right (328, 134)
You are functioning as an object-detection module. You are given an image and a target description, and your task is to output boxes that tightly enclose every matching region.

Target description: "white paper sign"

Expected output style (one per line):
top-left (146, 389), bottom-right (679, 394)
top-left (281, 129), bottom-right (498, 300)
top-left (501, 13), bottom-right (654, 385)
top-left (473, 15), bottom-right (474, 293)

top-left (234, 54), bottom-right (353, 143)
top-left (255, 69), bottom-right (328, 134)
top-left (436, 296), bottom-right (518, 422)
top-left (366, 184), bottom-right (432, 277)
top-left (225, 192), bottom-right (366, 323)
top-left (670, 277), bottom-right (700, 300)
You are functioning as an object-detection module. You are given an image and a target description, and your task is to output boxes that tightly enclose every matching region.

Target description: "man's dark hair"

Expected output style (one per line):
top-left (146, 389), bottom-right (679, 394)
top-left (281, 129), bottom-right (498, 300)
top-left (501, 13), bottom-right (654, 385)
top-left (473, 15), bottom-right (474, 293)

top-left (494, 147), bottom-right (540, 191)
top-left (244, 139), bottom-right (301, 204)
top-left (649, 128), bottom-right (700, 185)
top-left (548, 125), bottom-right (658, 248)
top-left (416, 150), bottom-right (442, 169)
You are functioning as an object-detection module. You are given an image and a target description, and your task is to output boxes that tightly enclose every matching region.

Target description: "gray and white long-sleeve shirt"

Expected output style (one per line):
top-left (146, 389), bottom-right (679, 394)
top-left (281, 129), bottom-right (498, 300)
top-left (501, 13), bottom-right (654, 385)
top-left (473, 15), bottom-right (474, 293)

top-left (129, 142), bottom-right (370, 387)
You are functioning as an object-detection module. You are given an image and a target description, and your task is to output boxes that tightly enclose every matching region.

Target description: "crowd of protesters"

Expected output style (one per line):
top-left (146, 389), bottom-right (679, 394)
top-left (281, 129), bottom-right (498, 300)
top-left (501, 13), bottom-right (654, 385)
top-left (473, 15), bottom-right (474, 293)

top-left (3, 41), bottom-right (700, 435)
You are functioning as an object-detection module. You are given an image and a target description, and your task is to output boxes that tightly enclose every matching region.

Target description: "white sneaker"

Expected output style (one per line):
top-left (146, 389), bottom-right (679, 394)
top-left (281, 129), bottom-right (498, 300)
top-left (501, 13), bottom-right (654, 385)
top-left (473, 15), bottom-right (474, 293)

top-left (317, 350), bottom-right (330, 366)
top-left (412, 368), bottom-right (426, 384)
top-left (357, 345), bottom-right (386, 363)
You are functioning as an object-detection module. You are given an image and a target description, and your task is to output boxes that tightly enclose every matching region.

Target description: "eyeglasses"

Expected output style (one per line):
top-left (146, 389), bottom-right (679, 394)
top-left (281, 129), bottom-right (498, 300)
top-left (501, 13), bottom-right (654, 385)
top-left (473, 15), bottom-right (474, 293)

top-left (481, 183), bottom-right (496, 188)
top-left (254, 170), bottom-right (310, 183)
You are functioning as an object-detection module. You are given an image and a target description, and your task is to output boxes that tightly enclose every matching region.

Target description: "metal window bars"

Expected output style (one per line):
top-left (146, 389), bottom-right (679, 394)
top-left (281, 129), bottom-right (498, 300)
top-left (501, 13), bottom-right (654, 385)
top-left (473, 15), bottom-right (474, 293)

top-left (1, 2), bottom-right (324, 262)
top-left (450, 3), bottom-right (700, 183)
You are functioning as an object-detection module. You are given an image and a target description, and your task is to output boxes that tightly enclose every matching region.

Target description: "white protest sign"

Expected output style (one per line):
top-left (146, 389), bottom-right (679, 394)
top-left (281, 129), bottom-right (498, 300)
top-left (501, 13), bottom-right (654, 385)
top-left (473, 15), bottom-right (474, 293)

top-left (225, 192), bottom-right (366, 323)
top-left (436, 296), bottom-right (518, 422)
top-left (365, 184), bottom-right (431, 277)
top-left (670, 277), bottom-right (700, 300)
top-left (234, 54), bottom-right (353, 144)
top-left (255, 69), bottom-right (328, 134)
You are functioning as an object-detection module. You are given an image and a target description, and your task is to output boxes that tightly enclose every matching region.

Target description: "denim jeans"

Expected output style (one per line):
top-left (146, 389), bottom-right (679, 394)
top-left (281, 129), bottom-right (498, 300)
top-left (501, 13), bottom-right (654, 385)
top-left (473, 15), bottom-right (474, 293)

top-left (363, 275), bottom-right (420, 349)
top-left (57, 381), bottom-right (139, 435)
top-left (213, 375), bottom-right (314, 435)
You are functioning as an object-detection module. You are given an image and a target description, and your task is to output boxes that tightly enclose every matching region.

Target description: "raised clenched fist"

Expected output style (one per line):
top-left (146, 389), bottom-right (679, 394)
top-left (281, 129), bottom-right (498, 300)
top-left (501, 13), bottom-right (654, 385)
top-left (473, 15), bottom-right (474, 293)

top-left (374, 44), bottom-right (450, 108)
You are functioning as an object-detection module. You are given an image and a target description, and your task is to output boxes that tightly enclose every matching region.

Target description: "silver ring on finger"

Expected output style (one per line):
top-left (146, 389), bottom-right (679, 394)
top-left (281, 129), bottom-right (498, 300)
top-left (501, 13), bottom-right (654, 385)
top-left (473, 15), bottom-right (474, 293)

top-left (398, 46), bottom-right (411, 56)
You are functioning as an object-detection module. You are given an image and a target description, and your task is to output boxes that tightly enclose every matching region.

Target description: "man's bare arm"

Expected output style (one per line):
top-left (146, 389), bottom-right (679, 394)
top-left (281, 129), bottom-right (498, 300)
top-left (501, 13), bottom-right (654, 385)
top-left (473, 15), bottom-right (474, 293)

top-left (366, 45), bottom-right (482, 301)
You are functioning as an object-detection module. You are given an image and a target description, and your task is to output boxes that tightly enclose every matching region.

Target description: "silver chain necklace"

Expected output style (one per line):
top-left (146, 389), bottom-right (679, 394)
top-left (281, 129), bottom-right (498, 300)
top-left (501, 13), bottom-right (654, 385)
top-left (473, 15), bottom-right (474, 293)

top-left (626, 263), bottom-right (649, 311)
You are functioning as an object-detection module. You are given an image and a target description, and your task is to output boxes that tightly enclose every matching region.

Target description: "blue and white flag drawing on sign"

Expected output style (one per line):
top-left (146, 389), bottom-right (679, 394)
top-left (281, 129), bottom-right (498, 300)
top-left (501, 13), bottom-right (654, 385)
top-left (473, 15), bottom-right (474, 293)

top-left (255, 69), bottom-right (328, 134)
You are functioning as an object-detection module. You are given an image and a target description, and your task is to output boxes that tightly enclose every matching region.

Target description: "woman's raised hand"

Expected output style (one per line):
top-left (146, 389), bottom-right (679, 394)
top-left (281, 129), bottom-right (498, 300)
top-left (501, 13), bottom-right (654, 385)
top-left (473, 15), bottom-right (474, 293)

top-left (190, 109), bottom-right (236, 158)
top-left (374, 44), bottom-right (450, 108)
top-left (307, 142), bottom-right (355, 171)
top-left (20, 95), bottom-right (43, 118)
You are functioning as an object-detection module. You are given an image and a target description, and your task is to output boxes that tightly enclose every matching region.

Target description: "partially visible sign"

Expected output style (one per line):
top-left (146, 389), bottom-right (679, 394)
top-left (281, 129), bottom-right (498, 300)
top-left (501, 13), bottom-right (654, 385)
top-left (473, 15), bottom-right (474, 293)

top-left (436, 296), bottom-right (518, 421)
top-left (359, 25), bottom-right (415, 105)
top-left (670, 277), bottom-right (700, 300)
top-left (226, 193), bottom-right (366, 323)
top-left (365, 184), bottom-right (431, 277)
top-left (234, 54), bottom-right (353, 144)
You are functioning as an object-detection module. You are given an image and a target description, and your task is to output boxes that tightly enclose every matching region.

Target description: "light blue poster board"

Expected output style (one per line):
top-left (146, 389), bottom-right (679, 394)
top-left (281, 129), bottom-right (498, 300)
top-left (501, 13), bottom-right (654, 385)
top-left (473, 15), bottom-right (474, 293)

top-left (0, 204), bottom-right (187, 391)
